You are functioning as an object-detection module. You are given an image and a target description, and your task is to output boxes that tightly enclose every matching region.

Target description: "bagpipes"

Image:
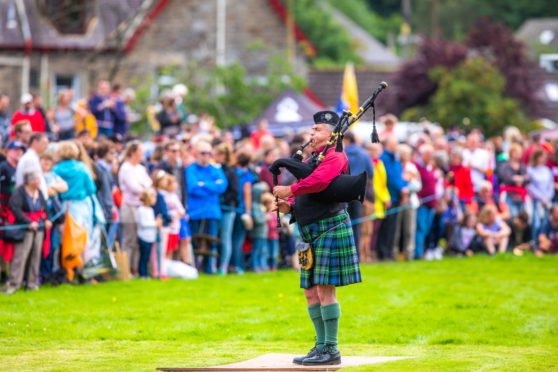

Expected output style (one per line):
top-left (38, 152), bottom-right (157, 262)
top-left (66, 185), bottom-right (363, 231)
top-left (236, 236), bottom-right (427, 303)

top-left (270, 82), bottom-right (388, 228)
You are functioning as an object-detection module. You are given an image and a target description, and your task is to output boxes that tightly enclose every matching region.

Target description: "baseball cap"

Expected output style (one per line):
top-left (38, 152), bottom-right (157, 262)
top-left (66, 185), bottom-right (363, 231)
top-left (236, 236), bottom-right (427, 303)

top-left (7, 140), bottom-right (27, 151)
top-left (21, 93), bottom-right (33, 104)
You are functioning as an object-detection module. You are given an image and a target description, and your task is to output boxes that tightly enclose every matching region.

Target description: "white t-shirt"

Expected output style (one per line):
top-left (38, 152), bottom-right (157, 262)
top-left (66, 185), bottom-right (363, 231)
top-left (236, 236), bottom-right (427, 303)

top-left (462, 148), bottom-right (489, 192)
top-left (137, 205), bottom-right (157, 243)
top-left (15, 149), bottom-right (48, 199)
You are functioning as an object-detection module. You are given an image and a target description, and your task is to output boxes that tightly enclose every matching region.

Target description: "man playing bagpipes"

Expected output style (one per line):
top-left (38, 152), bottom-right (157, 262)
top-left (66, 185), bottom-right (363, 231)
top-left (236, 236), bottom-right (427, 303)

top-left (272, 111), bottom-right (361, 366)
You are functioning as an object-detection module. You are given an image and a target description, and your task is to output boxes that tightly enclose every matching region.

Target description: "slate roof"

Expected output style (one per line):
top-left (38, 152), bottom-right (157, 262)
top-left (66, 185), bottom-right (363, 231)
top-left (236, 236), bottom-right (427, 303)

top-left (517, 18), bottom-right (558, 48)
top-left (0, 0), bottom-right (147, 51)
top-left (308, 69), bottom-right (396, 119)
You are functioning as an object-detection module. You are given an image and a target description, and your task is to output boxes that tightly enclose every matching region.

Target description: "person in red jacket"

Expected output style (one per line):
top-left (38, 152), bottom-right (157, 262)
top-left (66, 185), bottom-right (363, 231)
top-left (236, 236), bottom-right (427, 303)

top-left (447, 148), bottom-right (474, 212)
top-left (11, 93), bottom-right (46, 133)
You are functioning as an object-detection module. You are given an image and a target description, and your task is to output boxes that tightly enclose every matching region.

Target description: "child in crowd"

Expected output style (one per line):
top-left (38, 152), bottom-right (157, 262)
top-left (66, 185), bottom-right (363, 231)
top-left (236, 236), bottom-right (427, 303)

top-left (449, 213), bottom-right (476, 257)
top-left (249, 182), bottom-right (268, 272)
top-left (262, 192), bottom-right (279, 271)
top-left (137, 188), bottom-right (159, 278)
top-left (476, 204), bottom-right (511, 255)
top-left (508, 211), bottom-right (535, 256)
top-left (150, 170), bottom-right (172, 278)
top-left (161, 175), bottom-right (185, 259)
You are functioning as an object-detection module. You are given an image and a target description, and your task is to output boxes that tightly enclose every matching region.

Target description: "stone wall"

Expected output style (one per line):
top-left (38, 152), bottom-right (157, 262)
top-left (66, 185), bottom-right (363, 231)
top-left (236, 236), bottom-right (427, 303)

top-left (121, 0), bottom-right (307, 82)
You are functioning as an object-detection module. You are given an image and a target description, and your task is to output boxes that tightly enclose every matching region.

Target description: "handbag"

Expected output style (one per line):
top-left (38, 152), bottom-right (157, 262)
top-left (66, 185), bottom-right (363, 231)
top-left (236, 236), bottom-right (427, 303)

top-left (2, 225), bottom-right (26, 243)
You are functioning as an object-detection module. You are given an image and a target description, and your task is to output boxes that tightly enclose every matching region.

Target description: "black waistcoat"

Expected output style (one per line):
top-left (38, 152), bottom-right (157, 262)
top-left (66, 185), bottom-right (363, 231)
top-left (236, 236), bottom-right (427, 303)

top-left (292, 153), bottom-right (347, 227)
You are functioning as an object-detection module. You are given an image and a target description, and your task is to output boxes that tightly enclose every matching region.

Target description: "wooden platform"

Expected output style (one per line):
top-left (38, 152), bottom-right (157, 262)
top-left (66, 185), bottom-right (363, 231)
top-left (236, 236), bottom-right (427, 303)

top-left (157, 353), bottom-right (411, 371)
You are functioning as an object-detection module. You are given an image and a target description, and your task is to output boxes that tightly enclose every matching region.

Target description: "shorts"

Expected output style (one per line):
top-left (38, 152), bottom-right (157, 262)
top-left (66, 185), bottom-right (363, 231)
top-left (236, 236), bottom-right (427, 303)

top-left (179, 216), bottom-right (191, 240)
top-left (167, 233), bottom-right (179, 252)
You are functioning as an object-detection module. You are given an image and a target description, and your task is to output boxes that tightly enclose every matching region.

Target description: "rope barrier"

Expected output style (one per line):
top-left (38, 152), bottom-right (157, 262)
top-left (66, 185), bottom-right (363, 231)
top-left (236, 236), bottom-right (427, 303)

top-left (0, 209), bottom-right (66, 231)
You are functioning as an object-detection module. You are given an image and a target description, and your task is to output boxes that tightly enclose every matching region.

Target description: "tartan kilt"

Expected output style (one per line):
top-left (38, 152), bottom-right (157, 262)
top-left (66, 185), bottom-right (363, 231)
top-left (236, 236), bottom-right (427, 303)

top-left (299, 211), bottom-right (361, 289)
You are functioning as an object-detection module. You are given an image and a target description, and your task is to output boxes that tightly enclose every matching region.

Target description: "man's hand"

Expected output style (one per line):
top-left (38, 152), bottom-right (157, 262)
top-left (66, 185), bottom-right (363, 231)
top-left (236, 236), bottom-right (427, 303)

top-left (29, 221), bottom-right (39, 231)
top-left (44, 220), bottom-right (52, 230)
top-left (272, 199), bottom-right (291, 214)
top-left (273, 185), bottom-right (293, 199)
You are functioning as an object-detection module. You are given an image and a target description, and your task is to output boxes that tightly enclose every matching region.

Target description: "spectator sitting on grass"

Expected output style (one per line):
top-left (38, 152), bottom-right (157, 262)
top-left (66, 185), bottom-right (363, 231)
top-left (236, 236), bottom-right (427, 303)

top-left (449, 213), bottom-right (477, 257)
top-left (508, 211), bottom-right (536, 257)
top-left (476, 204), bottom-right (511, 255)
top-left (471, 181), bottom-right (510, 222)
top-left (538, 204), bottom-right (558, 256)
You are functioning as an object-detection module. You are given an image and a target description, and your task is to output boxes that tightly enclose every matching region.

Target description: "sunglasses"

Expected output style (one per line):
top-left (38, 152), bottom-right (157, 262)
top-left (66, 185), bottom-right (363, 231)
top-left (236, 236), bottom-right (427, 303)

top-left (200, 151), bottom-right (213, 156)
top-left (168, 148), bottom-right (179, 153)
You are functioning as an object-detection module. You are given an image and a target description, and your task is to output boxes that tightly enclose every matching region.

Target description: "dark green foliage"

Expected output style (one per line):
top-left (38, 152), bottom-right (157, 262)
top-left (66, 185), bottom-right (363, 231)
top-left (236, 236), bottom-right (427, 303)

top-left (183, 56), bottom-right (306, 128)
top-left (366, 0), bottom-right (401, 17)
top-left (324, 0), bottom-right (402, 45)
top-left (466, 18), bottom-right (544, 117)
top-left (412, 0), bottom-right (558, 40)
top-left (404, 57), bottom-right (529, 136)
top-left (293, 0), bottom-right (360, 66)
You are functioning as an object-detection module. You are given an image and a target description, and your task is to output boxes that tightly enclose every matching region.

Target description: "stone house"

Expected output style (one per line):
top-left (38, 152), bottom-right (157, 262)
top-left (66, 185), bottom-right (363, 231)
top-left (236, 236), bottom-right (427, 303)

top-left (0, 0), bottom-right (313, 109)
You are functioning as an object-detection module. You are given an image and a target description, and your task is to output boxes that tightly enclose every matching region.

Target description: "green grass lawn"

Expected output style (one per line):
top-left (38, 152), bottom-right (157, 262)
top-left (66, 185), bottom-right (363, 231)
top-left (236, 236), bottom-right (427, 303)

top-left (1, 254), bottom-right (557, 371)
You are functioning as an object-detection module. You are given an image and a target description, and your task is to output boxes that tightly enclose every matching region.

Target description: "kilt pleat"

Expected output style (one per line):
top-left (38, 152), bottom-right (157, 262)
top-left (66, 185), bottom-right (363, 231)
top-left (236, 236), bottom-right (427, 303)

top-left (299, 211), bottom-right (362, 289)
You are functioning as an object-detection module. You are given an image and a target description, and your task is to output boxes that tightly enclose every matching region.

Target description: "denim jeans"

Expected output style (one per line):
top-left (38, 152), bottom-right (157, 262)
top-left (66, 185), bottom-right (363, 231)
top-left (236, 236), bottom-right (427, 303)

top-left (506, 197), bottom-right (523, 219)
top-left (251, 238), bottom-right (267, 271)
top-left (219, 211), bottom-right (236, 271)
top-left (267, 239), bottom-right (279, 268)
top-left (231, 215), bottom-right (246, 270)
top-left (189, 218), bottom-right (219, 274)
top-left (415, 206), bottom-right (435, 258)
top-left (138, 238), bottom-right (153, 278)
top-left (97, 127), bottom-right (113, 138)
top-left (39, 226), bottom-right (60, 280)
top-left (531, 200), bottom-right (548, 241)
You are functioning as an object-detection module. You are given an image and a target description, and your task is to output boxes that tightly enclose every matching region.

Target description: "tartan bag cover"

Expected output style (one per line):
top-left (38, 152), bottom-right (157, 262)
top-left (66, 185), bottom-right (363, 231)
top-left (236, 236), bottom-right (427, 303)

top-left (299, 211), bottom-right (361, 289)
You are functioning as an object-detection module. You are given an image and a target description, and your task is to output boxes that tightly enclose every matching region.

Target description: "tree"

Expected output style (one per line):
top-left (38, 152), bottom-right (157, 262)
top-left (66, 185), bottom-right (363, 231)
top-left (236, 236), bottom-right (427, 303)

top-left (466, 18), bottom-right (544, 117)
top-left (406, 57), bottom-right (528, 137)
top-left (411, 0), bottom-right (558, 41)
top-left (325, 0), bottom-right (402, 45)
top-left (294, 0), bottom-right (360, 66)
top-left (383, 39), bottom-right (467, 115)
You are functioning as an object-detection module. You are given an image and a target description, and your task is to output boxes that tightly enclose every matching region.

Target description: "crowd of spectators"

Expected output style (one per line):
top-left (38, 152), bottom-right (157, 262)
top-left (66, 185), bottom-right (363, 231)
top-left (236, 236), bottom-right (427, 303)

top-left (0, 80), bottom-right (556, 295)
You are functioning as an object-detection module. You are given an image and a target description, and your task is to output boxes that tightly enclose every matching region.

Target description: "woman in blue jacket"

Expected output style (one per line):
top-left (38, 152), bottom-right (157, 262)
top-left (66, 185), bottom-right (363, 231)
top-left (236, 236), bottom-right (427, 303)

top-left (186, 141), bottom-right (227, 273)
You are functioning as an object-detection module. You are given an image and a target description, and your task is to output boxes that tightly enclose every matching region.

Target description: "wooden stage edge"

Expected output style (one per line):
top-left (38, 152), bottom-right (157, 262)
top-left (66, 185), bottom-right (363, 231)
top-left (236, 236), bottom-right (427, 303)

top-left (157, 353), bottom-right (413, 372)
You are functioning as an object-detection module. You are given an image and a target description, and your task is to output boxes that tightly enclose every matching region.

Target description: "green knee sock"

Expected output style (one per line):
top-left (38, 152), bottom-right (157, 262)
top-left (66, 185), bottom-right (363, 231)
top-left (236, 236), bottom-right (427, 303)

top-left (321, 302), bottom-right (341, 352)
top-left (308, 304), bottom-right (325, 349)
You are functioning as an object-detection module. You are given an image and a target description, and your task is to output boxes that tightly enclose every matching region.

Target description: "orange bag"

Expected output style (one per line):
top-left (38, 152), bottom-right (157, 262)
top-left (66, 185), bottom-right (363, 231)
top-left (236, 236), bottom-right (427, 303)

top-left (61, 210), bottom-right (87, 280)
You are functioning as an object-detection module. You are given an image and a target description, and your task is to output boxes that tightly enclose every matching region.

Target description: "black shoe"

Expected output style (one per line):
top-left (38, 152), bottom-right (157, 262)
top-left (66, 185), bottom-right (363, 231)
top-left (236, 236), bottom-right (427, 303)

top-left (0, 271), bottom-right (7, 285)
top-left (293, 345), bottom-right (321, 365)
top-left (302, 345), bottom-right (341, 366)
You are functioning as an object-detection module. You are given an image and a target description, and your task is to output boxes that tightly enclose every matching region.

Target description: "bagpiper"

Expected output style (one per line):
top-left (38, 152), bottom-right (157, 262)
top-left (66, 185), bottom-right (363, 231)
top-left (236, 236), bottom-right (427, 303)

top-left (273, 110), bottom-right (361, 366)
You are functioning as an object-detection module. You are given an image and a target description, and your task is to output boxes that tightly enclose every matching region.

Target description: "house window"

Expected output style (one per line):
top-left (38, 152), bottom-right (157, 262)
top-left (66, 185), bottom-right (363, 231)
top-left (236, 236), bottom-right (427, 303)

top-left (40, 0), bottom-right (91, 34)
top-left (52, 74), bottom-right (80, 105)
top-left (30, 69), bottom-right (39, 90)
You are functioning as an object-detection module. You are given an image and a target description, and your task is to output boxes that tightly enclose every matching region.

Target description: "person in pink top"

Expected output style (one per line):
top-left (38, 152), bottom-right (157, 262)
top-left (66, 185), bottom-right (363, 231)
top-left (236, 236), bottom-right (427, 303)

top-left (262, 192), bottom-right (279, 271)
top-left (118, 141), bottom-right (152, 275)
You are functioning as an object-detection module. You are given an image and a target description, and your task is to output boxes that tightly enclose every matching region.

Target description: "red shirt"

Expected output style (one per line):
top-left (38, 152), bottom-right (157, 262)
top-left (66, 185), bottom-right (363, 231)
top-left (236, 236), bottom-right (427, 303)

top-left (449, 164), bottom-right (475, 202)
top-left (290, 146), bottom-right (348, 196)
top-left (11, 109), bottom-right (46, 133)
top-left (250, 129), bottom-right (273, 149)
